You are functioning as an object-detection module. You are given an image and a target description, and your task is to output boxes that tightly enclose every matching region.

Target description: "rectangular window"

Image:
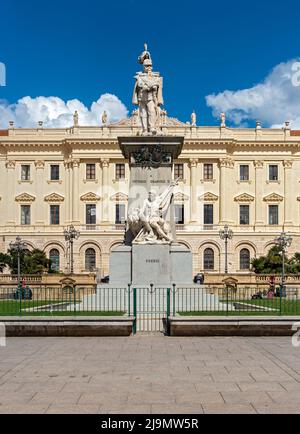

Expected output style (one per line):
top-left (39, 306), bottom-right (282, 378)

top-left (50, 205), bottom-right (60, 225)
top-left (115, 203), bottom-right (125, 224)
top-left (269, 165), bottom-right (278, 181)
top-left (86, 204), bottom-right (96, 224)
top-left (115, 163), bottom-right (125, 180)
top-left (21, 205), bottom-right (31, 225)
top-left (50, 165), bottom-right (60, 181)
top-left (204, 204), bottom-right (213, 225)
top-left (175, 204), bottom-right (184, 224)
top-left (269, 205), bottom-right (278, 225)
top-left (86, 163), bottom-right (95, 180)
top-left (21, 165), bottom-right (30, 181)
top-left (240, 165), bottom-right (249, 181)
top-left (174, 163), bottom-right (184, 179)
top-left (203, 163), bottom-right (213, 180)
top-left (240, 205), bottom-right (250, 225)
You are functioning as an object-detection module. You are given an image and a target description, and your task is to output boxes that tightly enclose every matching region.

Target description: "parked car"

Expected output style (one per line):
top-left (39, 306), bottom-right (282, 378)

top-left (100, 275), bottom-right (110, 283)
top-left (193, 273), bottom-right (204, 284)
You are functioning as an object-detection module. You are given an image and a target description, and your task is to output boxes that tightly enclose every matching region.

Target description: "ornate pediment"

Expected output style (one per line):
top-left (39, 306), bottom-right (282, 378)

top-left (15, 193), bottom-right (35, 202)
top-left (199, 192), bottom-right (218, 202)
top-left (111, 113), bottom-right (186, 128)
top-left (234, 193), bottom-right (254, 202)
top-left (80, 192), bottom-right (101, 202)
top-left (110, 192), bottom-right (128, 202)
top-left (44, 193), bottom-right (65, 202)
top-left (174, 192), bottom-right (189, 202)
top-left (263, 193), bottom-right (283, 202)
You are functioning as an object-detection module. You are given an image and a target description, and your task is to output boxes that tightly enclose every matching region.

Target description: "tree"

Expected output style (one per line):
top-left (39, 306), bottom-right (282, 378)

top-left (286, 253), bottom-right (300, 274)
top-left (0, 253), bottom-right (11, 273)
top-left (251, 246), bottom-right (286, 274)
top-left (251, 246), bottom-right (300, 274)
top-left (7, 248), bottom-right (50, 275)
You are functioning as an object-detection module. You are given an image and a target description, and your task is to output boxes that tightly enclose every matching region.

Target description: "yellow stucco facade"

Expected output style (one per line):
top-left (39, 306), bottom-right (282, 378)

top-left (0, 116), bottom-right (299, 277)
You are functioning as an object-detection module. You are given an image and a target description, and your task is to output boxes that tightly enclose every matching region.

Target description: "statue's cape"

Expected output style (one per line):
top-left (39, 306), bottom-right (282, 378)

top-left (157, 76), bottom-right (163, 105)
top-left (132, 81), bottom-right (138, 105)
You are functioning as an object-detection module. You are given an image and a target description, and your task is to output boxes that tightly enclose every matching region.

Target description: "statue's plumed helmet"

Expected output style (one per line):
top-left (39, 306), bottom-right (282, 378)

top-left (143, 58), bottom-right (152, 67)
top-left (138, 44), bottom-right (152, 66)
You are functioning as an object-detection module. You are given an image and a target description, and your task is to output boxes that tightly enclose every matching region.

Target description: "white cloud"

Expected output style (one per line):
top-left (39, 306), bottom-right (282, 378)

top-left (0, 93), bottom-right (128, 128)
top-left (206, 59), bottom-right (300, 128)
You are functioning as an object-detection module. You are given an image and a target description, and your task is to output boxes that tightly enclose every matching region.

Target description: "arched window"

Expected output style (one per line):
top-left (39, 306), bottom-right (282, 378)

top-left (49, 249), bottom-right (60, 272)
top-left (203, 248), bottom-right (214, 270)
top-left (85, 248), bottom-right (96, 271)
top-left (240, 248), bottom-right (250, 270)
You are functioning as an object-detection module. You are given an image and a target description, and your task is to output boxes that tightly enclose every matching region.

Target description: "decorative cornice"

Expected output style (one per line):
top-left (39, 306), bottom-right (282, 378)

top-left (199, 192), bottom-right (218, 202)
top-left (44, 193), bottom-right (65, 202)
top-left (5, 160), bottom-right (16, 169)
top-left (101, 158), bottom-right (110, 167)
top-left (80, 192), bottom-right (101, 202)
top-left (263, 193), bottom-right (284, 202)
top-left (34, 160), bottom-right (45, 168)
top-left (254, 160), bottom-right (264, 168)
top-left (234, 193), bottom-right (255, 203)
top-left (64, 159), bottom-right (72, 169)
top-left (174, 192), bottom-right (189, 202)
top-left (15, 193), bottom-right (35, 202)
top-left (189, 158), bottom-right (198, 167)
top-left (110, 192), bottom-right (128, 202)
top-left (219, 157), bottom-right (234, 168)
top-left (72, 159), bottom-right (80, 168)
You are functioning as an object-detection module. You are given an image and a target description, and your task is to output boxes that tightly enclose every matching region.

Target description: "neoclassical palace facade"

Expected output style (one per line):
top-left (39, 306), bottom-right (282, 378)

top-left (0, 115), bottom-right (300, 277)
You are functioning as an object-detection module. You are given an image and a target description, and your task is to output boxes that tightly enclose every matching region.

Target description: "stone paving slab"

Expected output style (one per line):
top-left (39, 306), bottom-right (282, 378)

top-left (0, 336), bottom-right (300, 413)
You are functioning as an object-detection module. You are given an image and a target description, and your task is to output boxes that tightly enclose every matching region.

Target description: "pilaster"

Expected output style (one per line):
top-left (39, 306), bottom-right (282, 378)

top-left (189, 158), bottom-right (198, 223)
top-left (254, 160), bottom-right (264, 226)
top-left (101, 158), bottom-right (110, 223)
top-left (34, 160), bottom-right (45, 225)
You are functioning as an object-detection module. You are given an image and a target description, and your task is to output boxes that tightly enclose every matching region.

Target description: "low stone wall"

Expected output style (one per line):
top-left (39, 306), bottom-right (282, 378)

top-left (0, 316), bottom-right (134, 337)
top-left (0, 273), bottom-right (96, 289)
top-left (203, 273), bottom-right (300, 291)
top-left (169, 316), bottom-right (300, 336)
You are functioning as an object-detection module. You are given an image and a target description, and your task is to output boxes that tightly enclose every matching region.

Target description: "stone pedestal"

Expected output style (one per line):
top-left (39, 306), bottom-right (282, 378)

top-left (132, 244), bottom-right (171, 285)
top-left (170, 244), bottom-right (193, 284)
top-left (109, 135), bottom-right (193, 286)
top-left (109, 245), bottom-right (131, 285)
top-left (109, 243), bottom-right (192, 286)
top-left (118, 136), bottom-right (183, 245)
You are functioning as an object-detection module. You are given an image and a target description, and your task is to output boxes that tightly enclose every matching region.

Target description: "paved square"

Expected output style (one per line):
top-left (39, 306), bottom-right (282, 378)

top-left (0, 336), bottom-right (300, 413)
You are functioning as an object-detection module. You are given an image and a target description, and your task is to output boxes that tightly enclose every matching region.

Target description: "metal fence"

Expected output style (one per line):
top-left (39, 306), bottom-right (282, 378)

top-left (171, 285), bottom-right (300, 317)
top-left (0, 286), bottom-right (131, 316)
top-left (133, 286), bottom-right (169, 333)
top-left (0, 285), bottom-right (299, 333)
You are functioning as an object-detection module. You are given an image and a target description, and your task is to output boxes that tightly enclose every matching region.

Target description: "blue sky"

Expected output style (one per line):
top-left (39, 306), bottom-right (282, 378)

top-left (1, 0), bottom-right (300, 128)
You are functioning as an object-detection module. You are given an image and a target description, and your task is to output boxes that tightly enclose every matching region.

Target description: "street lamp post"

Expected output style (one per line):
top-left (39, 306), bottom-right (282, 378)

top-left (64, 225), bottom-right (80, 274)
top-left (274, 231), bottom-right (292, 295)
top-left (219, 225), bottom-right (233, 273)
top-left (9, 235), bottom-right (27, 285)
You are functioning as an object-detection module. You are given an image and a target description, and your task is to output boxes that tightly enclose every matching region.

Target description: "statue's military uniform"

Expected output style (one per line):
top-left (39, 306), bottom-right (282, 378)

top-left (132, 57), bottom-right (163, 134)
